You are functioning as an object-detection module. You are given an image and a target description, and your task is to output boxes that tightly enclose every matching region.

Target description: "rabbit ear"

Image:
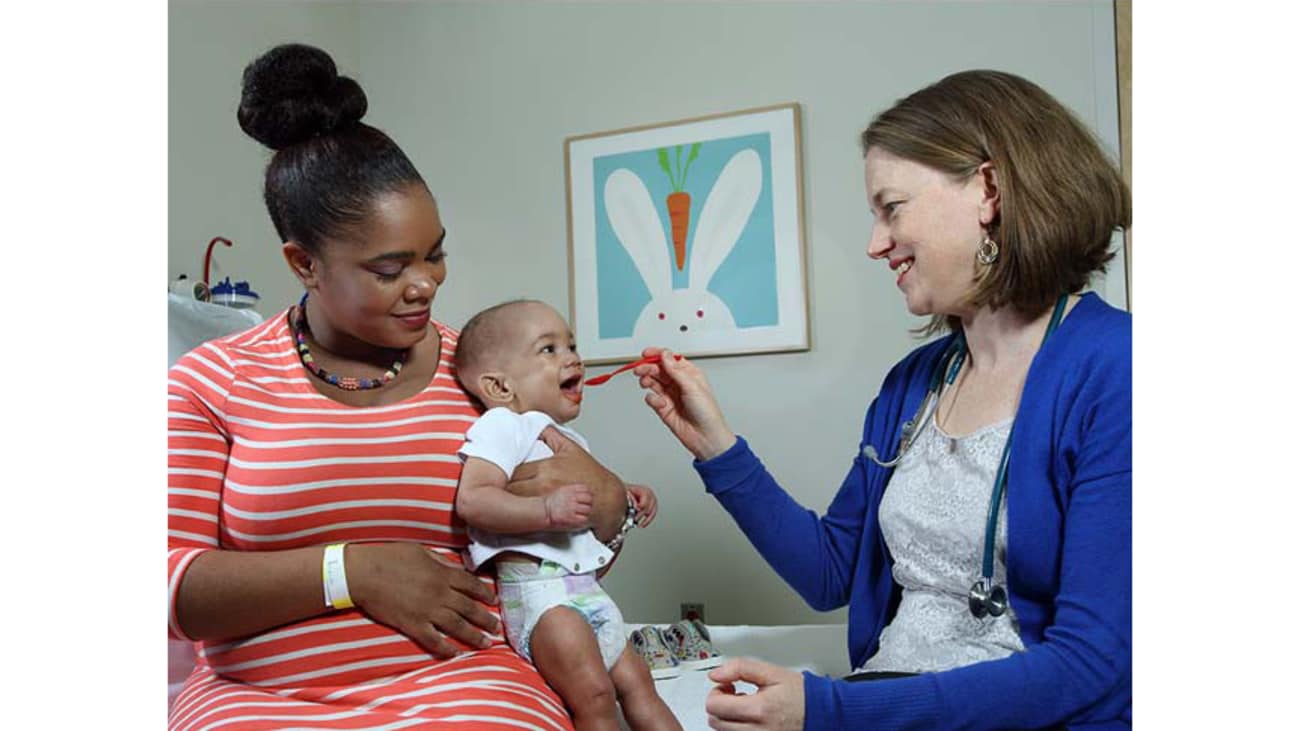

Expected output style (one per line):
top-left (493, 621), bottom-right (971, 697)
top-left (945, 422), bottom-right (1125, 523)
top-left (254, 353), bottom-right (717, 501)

top-left (604, 169), bottom-right (671, 301)
top-left (689, 148), bottom-right (762, 290)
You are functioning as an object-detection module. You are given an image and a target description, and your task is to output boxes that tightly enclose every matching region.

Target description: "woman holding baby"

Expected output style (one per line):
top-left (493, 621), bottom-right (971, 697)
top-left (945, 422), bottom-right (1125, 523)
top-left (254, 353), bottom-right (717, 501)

top-left (167, 44), bottom-right (633, 730)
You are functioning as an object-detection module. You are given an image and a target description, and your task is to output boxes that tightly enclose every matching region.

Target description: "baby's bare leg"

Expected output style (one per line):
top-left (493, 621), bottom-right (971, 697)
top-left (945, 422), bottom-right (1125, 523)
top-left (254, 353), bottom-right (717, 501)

top-left (530, 607), bottom-right (620, 731)
top-left (610, 641), bottom-right (682, 731)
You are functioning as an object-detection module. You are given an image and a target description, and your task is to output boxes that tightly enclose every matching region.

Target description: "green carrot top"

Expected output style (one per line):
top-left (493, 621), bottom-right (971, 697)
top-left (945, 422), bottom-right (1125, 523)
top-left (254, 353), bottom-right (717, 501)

top-left (657, 142), bottom-right (701, 192)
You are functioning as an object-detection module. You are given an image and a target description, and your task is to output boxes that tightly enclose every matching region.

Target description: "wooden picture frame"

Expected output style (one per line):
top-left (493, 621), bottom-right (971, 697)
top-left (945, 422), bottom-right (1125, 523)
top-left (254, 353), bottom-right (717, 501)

top-left (565, 103), bottom-right (810, 365)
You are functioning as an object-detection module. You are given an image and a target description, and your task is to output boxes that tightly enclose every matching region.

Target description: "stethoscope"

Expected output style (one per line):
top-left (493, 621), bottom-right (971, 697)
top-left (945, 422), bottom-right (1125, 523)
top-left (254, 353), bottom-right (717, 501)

top-left (862, 294), bottom-right (1069, 619)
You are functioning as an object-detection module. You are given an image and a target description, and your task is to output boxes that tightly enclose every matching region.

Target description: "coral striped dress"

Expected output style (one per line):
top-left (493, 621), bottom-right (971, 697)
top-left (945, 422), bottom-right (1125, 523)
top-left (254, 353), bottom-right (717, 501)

top-left (167, 312), bottom-right (574, 731)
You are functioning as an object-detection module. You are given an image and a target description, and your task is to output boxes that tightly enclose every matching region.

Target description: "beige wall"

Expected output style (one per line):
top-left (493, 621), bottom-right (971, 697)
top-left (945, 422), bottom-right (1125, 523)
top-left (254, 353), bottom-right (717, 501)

top-left (169, 0), bottom-right (1123, 625)
top-left (169, 0), bottom-right (359, 312)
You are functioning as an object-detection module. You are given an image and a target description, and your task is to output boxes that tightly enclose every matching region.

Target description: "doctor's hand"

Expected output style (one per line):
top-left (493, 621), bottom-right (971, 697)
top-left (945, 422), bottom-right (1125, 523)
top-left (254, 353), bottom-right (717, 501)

top-left (634, 347), bottom-right (737, 461)
top-left (705, 658), bottom-right (805, 731)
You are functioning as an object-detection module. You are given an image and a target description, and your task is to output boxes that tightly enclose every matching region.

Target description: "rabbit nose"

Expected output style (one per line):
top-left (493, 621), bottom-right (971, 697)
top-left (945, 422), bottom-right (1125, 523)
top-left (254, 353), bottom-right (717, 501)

top-left (679, 325), bottom-right (688, 332)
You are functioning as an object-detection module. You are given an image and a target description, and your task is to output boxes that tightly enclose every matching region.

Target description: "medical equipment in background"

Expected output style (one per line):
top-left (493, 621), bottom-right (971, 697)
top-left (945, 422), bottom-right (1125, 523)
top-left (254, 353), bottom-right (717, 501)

top-left (168, 274), bottom-right (210, 302)
top-left (169, 235), bottom-right (262, 309)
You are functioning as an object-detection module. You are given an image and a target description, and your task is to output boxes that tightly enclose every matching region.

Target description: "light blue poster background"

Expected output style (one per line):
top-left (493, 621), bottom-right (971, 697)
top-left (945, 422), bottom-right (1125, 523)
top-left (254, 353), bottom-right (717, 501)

top-left (593, 132), bottom-right (777, 339)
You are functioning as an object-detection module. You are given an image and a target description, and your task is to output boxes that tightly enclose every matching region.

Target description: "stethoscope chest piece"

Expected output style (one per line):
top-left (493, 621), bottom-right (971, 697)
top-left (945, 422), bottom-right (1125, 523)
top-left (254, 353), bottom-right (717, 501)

top-left (968, 579), bottom-right (1008, 619)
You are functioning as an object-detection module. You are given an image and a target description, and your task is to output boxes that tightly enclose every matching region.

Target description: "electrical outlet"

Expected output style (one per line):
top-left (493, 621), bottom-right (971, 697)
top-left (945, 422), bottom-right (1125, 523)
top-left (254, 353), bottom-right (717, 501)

top-left (680, 602), bottom-right (705, 623)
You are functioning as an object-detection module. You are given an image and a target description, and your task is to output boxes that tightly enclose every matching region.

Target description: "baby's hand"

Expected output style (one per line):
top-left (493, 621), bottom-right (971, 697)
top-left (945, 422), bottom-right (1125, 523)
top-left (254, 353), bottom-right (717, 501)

top-left (543, 483), bottom-right (594, 530)
top-left (628, 484), bottom-right (658, 528)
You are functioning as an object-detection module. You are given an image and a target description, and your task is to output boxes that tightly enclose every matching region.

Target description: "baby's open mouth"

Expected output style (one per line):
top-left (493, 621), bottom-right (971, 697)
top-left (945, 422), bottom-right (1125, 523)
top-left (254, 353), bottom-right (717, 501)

top-left (560, 374), bottom-right (583, 402)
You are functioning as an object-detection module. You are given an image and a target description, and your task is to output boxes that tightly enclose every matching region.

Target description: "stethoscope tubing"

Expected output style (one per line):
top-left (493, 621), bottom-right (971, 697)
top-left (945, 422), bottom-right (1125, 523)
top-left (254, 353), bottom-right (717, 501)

top-left (862, 294), bottom-right (1069, 617)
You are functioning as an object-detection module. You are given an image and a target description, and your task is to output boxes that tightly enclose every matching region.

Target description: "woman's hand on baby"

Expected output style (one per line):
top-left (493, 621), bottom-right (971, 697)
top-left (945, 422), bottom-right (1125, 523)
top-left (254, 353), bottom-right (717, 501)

top-left (509, 429), bottom-right (622, 499)
top-left (634, 347), bottom-right (737, 461)
top-left (347, 543), bottom-right (500, 659)
top-left (543, 483), bottom-right (594, 530)
top-left (628, 484), bottom-right (658, 527)
top-left (705, 657), bottom-right (805, 731)
top-left (507, 428), bottom-right (629, 542)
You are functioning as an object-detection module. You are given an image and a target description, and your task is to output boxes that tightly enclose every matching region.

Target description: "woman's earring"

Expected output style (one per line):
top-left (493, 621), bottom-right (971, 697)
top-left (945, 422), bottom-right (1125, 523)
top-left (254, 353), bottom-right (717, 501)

top-left (976, 233), bottom-right (1000, 266)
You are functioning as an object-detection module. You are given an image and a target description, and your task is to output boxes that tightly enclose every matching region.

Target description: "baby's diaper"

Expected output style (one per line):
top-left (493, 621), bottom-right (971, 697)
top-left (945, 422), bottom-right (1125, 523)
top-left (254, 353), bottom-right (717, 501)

top-left (496, 559), bottom-right (627, 670)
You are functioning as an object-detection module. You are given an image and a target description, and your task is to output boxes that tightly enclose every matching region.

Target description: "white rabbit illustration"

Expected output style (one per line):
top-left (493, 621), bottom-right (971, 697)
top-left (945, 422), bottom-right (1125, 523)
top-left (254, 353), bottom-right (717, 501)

top-left (603, 148), bottom-right (762, 342)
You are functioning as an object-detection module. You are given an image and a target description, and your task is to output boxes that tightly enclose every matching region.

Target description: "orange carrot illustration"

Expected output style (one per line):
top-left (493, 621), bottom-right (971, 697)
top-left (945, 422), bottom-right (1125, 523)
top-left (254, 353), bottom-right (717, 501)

top-left (658, 143), bottom-right (701, 271)
top-left (666, 191), bottom-right (691, 270)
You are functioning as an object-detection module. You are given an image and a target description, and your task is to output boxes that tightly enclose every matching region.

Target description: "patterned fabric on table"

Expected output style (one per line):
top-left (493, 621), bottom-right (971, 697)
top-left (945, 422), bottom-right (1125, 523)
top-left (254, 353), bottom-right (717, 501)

top-left (167, 313), bottom-right (573, 730)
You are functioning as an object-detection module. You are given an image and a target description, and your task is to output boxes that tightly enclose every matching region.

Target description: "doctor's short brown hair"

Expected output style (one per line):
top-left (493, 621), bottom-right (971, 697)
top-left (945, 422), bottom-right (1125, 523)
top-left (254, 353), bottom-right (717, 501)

top-left (861, 70), bottom-right (1130, 333)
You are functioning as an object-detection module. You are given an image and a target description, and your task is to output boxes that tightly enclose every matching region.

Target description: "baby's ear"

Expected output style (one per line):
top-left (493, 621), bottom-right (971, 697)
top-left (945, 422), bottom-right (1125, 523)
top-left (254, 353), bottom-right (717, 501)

top-left (477, 372), bottom-right (513, 405)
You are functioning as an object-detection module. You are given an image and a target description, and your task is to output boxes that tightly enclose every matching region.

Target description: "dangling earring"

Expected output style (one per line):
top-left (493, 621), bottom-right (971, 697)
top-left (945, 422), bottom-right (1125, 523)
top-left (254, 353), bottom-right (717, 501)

top-left (976, 232), bottom-right (1000, 266)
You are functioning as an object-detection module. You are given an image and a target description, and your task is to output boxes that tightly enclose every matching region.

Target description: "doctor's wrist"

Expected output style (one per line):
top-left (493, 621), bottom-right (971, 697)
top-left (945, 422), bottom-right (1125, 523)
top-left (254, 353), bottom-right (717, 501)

top-left (696, 429), bottom-right (738, 462)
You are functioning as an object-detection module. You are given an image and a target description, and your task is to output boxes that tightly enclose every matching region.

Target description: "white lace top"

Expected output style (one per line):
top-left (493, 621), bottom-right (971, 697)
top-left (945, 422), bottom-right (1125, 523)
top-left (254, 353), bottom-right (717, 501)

top-left (857, 412), bottom-right (1027, 674)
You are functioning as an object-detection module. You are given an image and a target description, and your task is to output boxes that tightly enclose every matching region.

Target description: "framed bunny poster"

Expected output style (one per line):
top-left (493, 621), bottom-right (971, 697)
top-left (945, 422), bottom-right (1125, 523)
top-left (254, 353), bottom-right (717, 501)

top-left (565, 103), bottom-right (809, 364)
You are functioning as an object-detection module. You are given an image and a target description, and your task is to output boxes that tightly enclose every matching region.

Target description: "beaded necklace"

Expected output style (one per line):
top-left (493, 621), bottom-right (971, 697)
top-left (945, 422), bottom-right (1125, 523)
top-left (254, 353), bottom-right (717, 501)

top-left (290, 294), bottom-right (408, 391)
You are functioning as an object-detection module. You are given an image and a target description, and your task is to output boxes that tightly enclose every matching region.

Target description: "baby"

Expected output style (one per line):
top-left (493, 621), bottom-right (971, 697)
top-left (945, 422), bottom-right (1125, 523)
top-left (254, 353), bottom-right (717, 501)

top-left (453, 299), bottom-right (680, 731)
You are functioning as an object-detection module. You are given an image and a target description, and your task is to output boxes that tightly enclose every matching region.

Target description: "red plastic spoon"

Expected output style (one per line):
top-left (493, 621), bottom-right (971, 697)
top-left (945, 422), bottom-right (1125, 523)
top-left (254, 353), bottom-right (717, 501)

top-left (583, 353), bottom-right (681, 386)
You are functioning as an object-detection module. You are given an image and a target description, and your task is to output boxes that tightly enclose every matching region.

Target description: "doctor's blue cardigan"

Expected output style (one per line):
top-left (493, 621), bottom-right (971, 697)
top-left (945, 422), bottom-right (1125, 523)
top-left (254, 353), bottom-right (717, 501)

top-left (695, 293), bottom-right (1131, 729)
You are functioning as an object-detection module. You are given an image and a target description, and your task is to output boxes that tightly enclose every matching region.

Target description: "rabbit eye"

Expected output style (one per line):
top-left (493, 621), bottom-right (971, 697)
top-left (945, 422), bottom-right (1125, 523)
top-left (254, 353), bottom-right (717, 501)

top-left (696, 309), bottom-right (704, 318)
top-left (658, 312), bottom-right (666, 320)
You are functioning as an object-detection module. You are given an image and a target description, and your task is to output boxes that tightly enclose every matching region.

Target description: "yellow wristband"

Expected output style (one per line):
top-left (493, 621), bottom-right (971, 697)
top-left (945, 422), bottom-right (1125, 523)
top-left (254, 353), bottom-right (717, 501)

top-left (322, 543), bottom-right (354, 610)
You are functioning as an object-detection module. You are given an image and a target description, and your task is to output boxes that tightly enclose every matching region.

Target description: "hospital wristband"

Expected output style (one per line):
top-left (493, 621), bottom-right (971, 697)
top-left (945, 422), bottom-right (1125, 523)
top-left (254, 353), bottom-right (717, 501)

top-left (322, 543), bottom-right (354, 610)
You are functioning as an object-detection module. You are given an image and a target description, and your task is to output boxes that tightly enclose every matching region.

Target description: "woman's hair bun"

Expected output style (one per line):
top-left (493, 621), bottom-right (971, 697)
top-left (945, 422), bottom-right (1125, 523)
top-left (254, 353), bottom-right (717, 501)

top-left (237, 43), bottom-right (368, 150)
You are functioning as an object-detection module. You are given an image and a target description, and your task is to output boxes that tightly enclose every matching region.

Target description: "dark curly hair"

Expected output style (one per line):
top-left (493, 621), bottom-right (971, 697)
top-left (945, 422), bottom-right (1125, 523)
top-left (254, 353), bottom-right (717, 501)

top-left (237, 43), bottom-right (428, 253)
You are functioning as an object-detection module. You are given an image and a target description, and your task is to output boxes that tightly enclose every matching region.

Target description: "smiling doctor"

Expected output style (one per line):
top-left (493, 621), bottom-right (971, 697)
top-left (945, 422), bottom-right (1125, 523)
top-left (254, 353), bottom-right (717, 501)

top-left (634, 69), bottom-right (1132, 730)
